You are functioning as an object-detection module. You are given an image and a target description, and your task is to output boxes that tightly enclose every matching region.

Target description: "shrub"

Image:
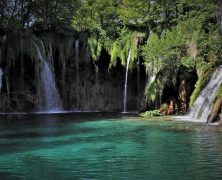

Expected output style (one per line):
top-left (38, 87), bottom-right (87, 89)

top-left (140, 110), bottom-right (161, 117)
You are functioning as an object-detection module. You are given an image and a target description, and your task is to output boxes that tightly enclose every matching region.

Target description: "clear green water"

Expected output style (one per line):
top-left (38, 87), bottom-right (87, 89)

top-left (1, 113), bottom-right (222, 180)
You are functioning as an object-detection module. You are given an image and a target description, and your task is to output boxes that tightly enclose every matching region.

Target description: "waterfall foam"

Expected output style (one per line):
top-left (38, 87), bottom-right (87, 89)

top-left (188, 65), bottom-right (222, 122)
top-left (123, 50), bottom-right (131, 112)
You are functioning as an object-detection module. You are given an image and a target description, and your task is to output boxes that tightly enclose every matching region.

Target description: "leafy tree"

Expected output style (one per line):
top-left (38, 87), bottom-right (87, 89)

top-left (0, 0), bottom-right (81, 30)
top-left (117, 0), bottom-right (159, 29)
top-left (72, 0), bottom-right (118, 35)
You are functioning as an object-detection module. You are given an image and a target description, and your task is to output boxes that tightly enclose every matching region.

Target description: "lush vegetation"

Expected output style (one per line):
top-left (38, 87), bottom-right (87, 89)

top-left (1, 0), bottom-right (222, 111)
top-left (72, 0), bottom-right (222, 108)
top-left (140, 110), bottom-right (161, 117)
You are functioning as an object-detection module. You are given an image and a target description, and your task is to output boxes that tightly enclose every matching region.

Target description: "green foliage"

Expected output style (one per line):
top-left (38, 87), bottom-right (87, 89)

top-left (142, 26), bottom-right (186, 104)
top-left (141, 0), bottom-right (222, 107)
top-left (73, 0), bottom-right (117, 34)
top-left (108, 29), bottom-right (144, 69)
top-left (140, 110), bottom-right (161, 117)
top-left (1, 0), bottom-right (222, 111)
top-left (142, 33), bottom-right (161, 76)
top-left (142, 25), bottom-right (186, 78)
top-left (88, 35), bottom-right (102, 61)
top-left (110, 41), bottom-right (121, 67)
top-left (0, 0), bottom-right (81, 30)
top-left (181, 57), bottom-right (195, 69)
top-left (117, 0), bottom-right (159, 27)
top-left (144, 75), bottom-right (165, 104)
top-left (144, 76), bottom-right (158, 103)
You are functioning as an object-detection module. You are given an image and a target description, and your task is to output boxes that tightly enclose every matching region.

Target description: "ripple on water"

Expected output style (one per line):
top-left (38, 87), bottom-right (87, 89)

top-left (0, 116), bottom-right (222, 179)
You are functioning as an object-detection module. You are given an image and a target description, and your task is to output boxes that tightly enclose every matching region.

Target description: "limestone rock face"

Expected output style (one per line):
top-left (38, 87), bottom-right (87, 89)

top-left (178, 80), bottom-right (187, 114)
top-left (0, 33), bottom-right (146, 112)
top-left (62, 38), bottom-right (146, 111)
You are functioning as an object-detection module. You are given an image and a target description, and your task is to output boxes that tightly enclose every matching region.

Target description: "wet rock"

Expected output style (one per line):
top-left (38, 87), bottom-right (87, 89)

top-left (178, 80), bottom-right (187, 114)
top-left (169, 127), bottom-right (193, 133)
top-left (207, 97), bottom-right (222, 123)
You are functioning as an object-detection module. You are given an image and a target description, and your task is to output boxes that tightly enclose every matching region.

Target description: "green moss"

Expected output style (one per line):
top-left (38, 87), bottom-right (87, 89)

top-left (181, 57), bottom-right (195, 69)
top-left (209, 86), bottom-right (222, 122)
top-left (189, 75), bottom-right (207, 108)
top-left (216, 85), bottom-right (222, 98)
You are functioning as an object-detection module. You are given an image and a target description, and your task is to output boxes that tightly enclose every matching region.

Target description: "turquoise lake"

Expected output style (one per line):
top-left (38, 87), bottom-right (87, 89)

top-left (0, 113), bottom-right (222, 180)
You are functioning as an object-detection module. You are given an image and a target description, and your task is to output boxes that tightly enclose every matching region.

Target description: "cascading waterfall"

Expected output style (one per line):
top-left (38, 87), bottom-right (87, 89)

top-left (123, 49), bottom-right (131, 112)
top-left (0, 68), bottom-right (3, 91)
top-left (189, 65), bottom-right (222, 122)
top-left (35, 41), bottom-right (63, 112)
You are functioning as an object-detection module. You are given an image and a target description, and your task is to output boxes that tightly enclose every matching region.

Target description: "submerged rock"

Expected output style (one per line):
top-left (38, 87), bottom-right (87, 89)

top-left (169, 127), bottom-right (193, 133)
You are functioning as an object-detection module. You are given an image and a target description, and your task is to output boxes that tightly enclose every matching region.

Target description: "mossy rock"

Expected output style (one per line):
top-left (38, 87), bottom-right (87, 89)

top-left (189, 70), bottom-right (211, 108)
top-left (207, 85), bottom-right (222, 123)
top-left (216, 85), bottom-right (222, 98)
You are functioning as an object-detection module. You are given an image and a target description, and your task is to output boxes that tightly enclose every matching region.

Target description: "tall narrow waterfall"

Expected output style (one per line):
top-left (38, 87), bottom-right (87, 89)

top-left (0, 68), bottom-right (3, 91)
top-left (35, 41), bottom-right (63, 112)
top-left (123, 50), bottom-right (131, 112)
top-left (75, 40), bottom-right (80, 108)
top-left (137, 61), bottom-right (140, 107)
top-left (189, 66), bottom-right (222, 122)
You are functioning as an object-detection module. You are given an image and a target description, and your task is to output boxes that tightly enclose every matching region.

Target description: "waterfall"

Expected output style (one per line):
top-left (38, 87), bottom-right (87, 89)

top-left (189, 65), bottom-right (222, 122)
top-left (137, 61), bottom-right (140, 107)
top-left (75, 40), bottom-right (80, 108)
top-left (48, 43), bottom-right (54, 72)
top-left (0, 68), bottom-right (3, 91)
top-left (123, 50), bottom-right (131, 112)
top-left (94, 62), bottom-right (99, 87)
top-left (35, 41), bottom-right (63, 112)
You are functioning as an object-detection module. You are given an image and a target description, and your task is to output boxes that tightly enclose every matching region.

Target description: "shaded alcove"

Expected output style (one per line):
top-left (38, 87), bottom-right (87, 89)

top-left (161, 67), bottom-right (198, 113)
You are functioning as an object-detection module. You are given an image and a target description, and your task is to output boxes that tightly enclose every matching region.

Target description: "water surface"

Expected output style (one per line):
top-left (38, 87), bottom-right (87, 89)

top-left (0, 113), bottom-right (222, 180)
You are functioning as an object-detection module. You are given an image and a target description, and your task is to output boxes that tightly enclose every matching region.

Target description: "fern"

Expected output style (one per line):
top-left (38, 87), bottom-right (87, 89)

top-left (88, 35), bottom-right (102, 61)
